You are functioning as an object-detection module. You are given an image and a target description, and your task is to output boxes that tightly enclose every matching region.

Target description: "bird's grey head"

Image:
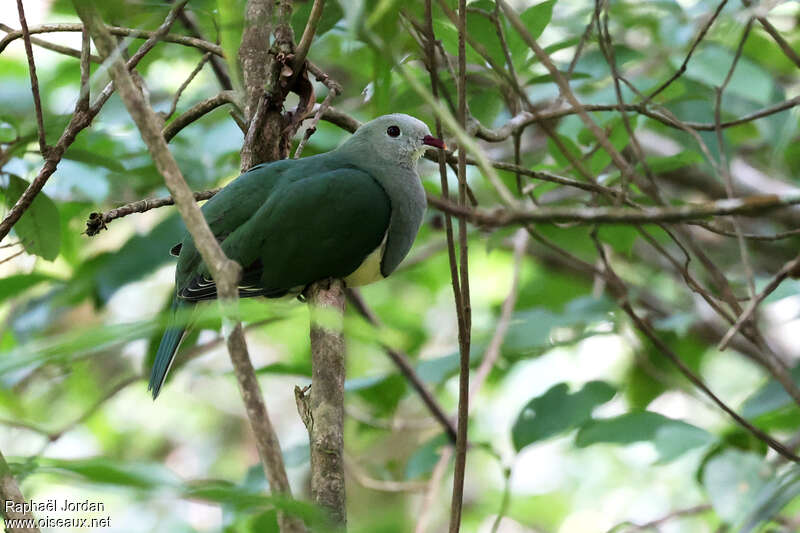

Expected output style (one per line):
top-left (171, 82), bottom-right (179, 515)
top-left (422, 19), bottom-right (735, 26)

top-left (341, 113), bottom-right (446, 169)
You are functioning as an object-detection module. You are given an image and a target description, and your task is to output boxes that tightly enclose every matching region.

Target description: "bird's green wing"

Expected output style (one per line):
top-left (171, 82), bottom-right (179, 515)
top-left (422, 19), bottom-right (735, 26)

top-left (178, 167), bottom-right (391, 300)
top-left (173, 160), bottom-right (294, 291)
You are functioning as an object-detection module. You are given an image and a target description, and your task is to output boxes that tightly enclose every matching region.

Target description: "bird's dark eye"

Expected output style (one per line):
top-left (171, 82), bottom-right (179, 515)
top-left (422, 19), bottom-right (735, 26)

top-left (387, 125), bottom-right (401, 137)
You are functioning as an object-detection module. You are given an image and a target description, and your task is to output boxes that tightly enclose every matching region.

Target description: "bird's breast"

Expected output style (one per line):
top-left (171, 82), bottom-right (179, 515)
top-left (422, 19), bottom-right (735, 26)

top-left (344, 232), bottom-right (388, 287)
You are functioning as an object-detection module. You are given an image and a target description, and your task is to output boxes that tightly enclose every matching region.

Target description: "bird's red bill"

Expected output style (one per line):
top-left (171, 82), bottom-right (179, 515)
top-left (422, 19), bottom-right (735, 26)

top-left (423, 135), bottom-right (446, 150)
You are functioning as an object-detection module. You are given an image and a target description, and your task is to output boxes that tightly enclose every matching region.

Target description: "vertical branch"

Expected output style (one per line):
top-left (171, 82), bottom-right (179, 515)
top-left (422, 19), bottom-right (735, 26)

top-left (423, 0), bottom-right (467, 361)
top-left (307, 279), bottom-right (347, 526)
top-left (17, 0), bottom-right (48, 157)
top-left (449, 0), bottom-right (472, 530)
top-left (0, 449), bottom-right (39, 533)
top-left (239, 0), bottom-right (272, 122)
top-left (77, 26), bottom-right (90, 113)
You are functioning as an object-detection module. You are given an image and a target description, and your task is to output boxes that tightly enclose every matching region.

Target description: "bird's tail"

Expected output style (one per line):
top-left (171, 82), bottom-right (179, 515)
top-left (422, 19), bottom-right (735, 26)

top-left (149, 298), bottom-right (189, 399)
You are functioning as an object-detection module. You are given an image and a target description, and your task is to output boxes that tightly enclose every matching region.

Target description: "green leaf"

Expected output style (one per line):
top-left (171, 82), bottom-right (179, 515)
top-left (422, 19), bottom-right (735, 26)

top-left (37, 457), bottom-right (178, 489)
top-left (547, 134), bottom-right (582, 171)
top-left (504, 296), bottom-right (614, 355)
top-left (740, 466), bottom-right (800, 533)
top-left (525, 71), bottom-right (591, 85)
top-left (741, 364), bottom-right (800, 420)
top-left (701, 449), bottom-right (774, 525)
top-left (466, 1), bottom-right (505, 66)
top-left (642, 151), bottom-right (703, 174)
top-left (217, 0), bottom-right (246, 92)
top-left (254, 361), bottom-right (312, 376)
top-left (583, 117), bottom-right (638, 175)
top-left (576, 411), bottom-right (714, 461)
top-left (677, 45), bottom-right (774, 105)
top-left (512, 381), bottom-right (617, 451)
top-left (3, 175), bottom-right (61, 260)
top-left (348, 373), bottom-right (406, 415)
top-left (507, 0), bottom-right (556, 64)
top-left (0, 272), bottom-right (57, 302)
top-left (62, 147), bottom-right (126, 172)
top-left (88, 213), bottom-right (184, 303)
top-left (406, 433), bottom-right (449, 480)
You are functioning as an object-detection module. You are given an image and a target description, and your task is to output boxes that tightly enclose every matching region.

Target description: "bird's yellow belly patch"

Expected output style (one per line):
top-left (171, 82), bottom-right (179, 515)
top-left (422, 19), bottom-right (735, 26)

top-left (345, 235), bottom-right (387, 287)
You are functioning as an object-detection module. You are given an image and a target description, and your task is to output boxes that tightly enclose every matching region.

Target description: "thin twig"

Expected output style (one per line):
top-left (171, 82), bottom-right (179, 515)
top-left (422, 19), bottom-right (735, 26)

top-left (426, 190), bottom-right (800, 226)
top-left (714, 20), bottom-right (757, 299)
top-left (347, 288), bottom-right (458, 443)
top-left (0, 22), bottom-right (224, 57)
top-left (163, 52), bottom-right (211, 120)
top-left (85, 188), bottom-right (221, 236)
top-left (693, 222), bottom-right (800, 241)
top-left (718, 253), bottom-right (800, 350)
top-left (415, 446), bottom-right (454, 533)
top-left (176, 8), bottom-right (233, 90)
top-left (77, 27), bottom-right (90, 112)
top-left (489, 464), bottom-right (513, 533)
top-left (448, 0), bottom-right (471, 530)
top-left (741, 0), bottom-right (800, 69)
top-left (606, 504), bottom-right (713, 533)
top-left (645, 0), bottom-right (728, 101)
top-left (345, 453), bottom-right (427, 492)
top-left (294, 84), bottom-right (339, 159)
top-left (292, 0), bottom-right (325, 71)
top-left (0, 22), bottom-right (101, 62)
top-left (592, 232), bottom-right (800, 462)
top-left (0, 249), bottom-right (24, 265)
top-left (17, 0), bottom-right (49, 157)
top-left (163, 91), bottom-right (237, 142)
top-left (0, 3), bottom-right (188, 244)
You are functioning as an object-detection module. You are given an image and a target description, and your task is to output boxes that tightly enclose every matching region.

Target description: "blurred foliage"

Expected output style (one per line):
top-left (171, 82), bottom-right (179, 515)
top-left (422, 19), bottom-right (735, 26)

top-left (1, 0), bottom-right (800, 531)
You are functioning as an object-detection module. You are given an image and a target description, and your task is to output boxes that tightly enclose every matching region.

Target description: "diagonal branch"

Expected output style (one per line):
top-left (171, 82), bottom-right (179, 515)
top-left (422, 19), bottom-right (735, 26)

top-left (347, 288), bottom-right (458, 443)
top-left (176, 8), bottom-right (233, 90)
top-left (162, 91), bottom-right (238, 142)
top-left (292, 0), bottom-right (325, 71)
top-left (73, 4), bottom-right (304, 533)
top-left (591, 232), bottom-right (800, 462)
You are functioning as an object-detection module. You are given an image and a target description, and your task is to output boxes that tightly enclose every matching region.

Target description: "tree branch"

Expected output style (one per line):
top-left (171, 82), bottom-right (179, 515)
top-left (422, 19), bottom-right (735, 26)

top-left (591, 232), bottom-right (800, 462)
top-left (292, 0), bottom-right (325, 71)
top-left (162, 91), bottom-right (238, 142)
top-left (0, 22), bottom-right (101, 62)
top-left (448, 0), bottom-right (472, 529)
top-left (176, 8), bottom-right (233, 90)
top-left (85, 188), bottom-right (221, 236)
top-left (16, 0), bottom-right (49, 157)
top-left (0, 448), bottom-right (38, 533)
top-left (73, 4), bottom-right (303, 532)
top-left (347, 288), bottom-right (458, 443)
top-left (306, 279), bottom-right (347, 526)
top-left (426, 191), bottom-right (800, 226)
top-left (0, 22), bottom-right (223, 57)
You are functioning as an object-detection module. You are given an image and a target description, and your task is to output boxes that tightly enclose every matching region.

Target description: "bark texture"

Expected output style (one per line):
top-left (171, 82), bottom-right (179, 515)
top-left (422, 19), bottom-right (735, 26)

top-left (307, 279), bottom-right (347, 526)
top-left (0, 449), bottom-right (39, 533)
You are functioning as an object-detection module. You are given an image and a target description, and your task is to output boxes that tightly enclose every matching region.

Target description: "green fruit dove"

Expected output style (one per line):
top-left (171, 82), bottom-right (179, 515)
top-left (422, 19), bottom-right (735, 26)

top-left (149, 114), bottom-right (446, 398)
